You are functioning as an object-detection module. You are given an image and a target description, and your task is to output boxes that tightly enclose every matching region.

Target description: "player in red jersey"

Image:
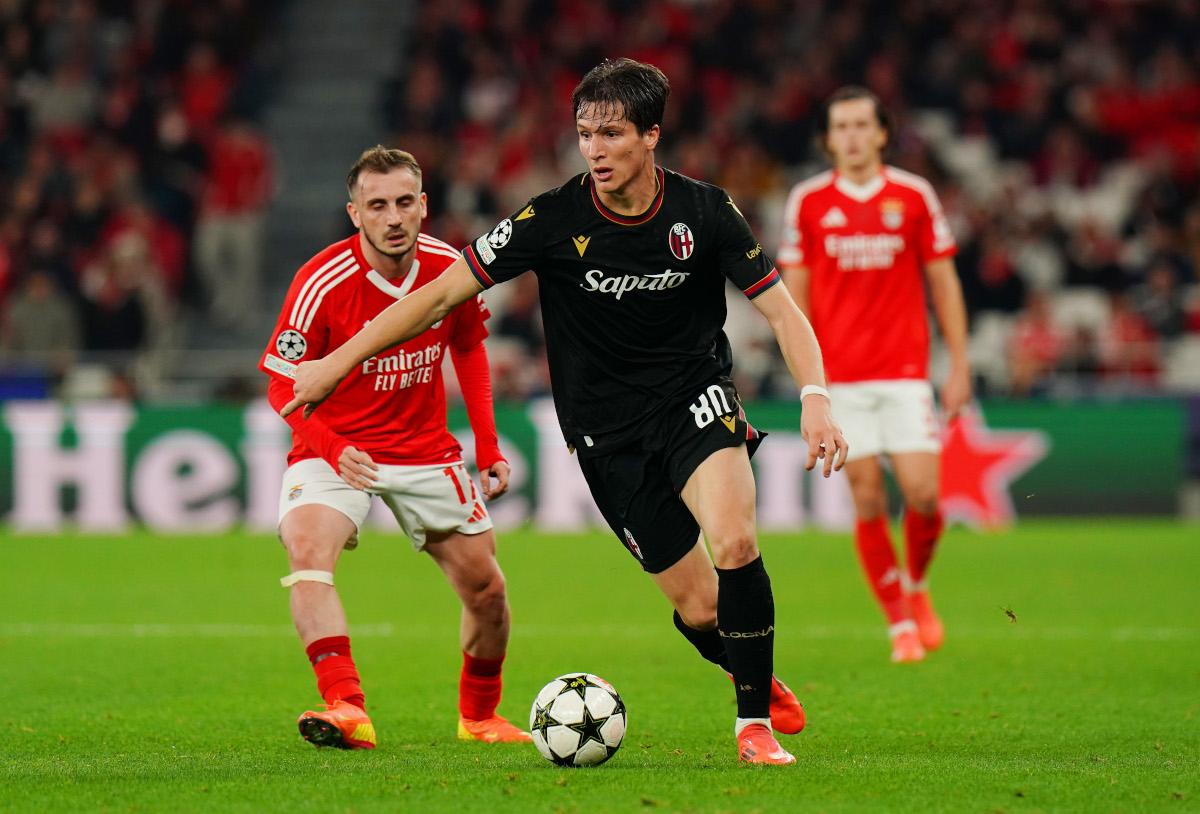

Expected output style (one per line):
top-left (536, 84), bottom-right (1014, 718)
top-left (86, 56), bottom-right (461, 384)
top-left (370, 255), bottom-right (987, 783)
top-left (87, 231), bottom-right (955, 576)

top-left (260, 146), bottom-right (531, 748)
top-left (778, 87), bottom-right (972, 662)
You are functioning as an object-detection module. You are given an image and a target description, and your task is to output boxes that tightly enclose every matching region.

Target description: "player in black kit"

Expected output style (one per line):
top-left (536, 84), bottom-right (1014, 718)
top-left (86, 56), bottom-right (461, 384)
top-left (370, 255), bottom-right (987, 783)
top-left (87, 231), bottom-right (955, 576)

top-left (285, 58), bottom-right (847, 765)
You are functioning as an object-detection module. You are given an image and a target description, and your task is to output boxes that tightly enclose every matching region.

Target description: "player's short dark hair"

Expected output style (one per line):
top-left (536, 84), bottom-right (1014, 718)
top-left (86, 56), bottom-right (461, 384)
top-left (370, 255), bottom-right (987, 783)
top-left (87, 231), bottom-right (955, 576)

top-left (572, 58), bottom-right (670, 136)
top-left (346, 146), bottom-right (422, 200)
top-left (817, 86), bottom-right (891, 138)
top-left (815, 86), bottom-right (892, 159)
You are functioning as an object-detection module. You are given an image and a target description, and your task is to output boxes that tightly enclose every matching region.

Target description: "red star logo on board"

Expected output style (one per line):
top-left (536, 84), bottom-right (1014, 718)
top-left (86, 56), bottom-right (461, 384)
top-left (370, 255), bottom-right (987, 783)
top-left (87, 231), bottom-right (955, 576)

top-left (940, 410), bottom-right (1048, 529)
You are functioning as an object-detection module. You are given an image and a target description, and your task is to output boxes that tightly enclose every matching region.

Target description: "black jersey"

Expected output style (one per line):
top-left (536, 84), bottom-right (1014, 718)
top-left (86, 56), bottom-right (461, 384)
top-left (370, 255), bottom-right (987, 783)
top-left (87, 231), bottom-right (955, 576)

top-left (463, 167), bottom-right (779, 454)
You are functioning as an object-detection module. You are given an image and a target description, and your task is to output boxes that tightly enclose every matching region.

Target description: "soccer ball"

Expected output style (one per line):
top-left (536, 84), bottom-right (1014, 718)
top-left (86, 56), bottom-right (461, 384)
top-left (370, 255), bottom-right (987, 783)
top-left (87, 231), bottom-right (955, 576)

top-left (529, 673), bottom-right (626, 767)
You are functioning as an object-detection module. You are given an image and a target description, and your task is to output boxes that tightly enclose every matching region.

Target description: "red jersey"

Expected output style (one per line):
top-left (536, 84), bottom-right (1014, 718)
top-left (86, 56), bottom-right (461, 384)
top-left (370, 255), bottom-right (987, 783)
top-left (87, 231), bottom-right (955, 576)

top-left (260, 233), bottom-right (490, 467)
top-left (779, 166), bottom-right (956, 383)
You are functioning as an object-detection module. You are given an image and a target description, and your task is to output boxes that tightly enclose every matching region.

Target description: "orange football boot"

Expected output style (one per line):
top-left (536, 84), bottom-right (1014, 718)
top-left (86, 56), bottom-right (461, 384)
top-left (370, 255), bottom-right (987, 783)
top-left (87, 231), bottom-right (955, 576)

top-left (907, 590), bottom-right (945, 651)
top-left (737, 723), bottom-right (796, 765)
top-left (457, 714), bottom-right (533, 743)
top-left (297, 699), bottom-right (376, 750)
top-left (890, 622), bottom-right (927, 663)
top-left (768, 676), bottom-right (806, 735)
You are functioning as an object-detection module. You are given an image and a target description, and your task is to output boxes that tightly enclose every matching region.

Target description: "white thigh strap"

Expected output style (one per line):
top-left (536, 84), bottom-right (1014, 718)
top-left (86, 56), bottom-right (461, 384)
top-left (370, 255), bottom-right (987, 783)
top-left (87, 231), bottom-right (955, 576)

top-left (280, 570), bottom-right (335, 588)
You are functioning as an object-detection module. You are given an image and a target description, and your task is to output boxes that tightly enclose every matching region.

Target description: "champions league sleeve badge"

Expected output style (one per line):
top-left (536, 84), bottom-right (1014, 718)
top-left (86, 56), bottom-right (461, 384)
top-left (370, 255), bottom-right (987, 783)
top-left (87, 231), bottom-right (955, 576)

top-left (276, 329), bottom-right (307, 361)
top-left (487, 218), bottom-right (513, 249)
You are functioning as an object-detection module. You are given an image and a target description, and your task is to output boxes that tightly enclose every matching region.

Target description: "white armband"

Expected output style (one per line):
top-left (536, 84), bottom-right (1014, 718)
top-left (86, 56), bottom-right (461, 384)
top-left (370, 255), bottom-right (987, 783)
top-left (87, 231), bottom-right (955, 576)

top-left (800, 384), bottom-right (830, 400)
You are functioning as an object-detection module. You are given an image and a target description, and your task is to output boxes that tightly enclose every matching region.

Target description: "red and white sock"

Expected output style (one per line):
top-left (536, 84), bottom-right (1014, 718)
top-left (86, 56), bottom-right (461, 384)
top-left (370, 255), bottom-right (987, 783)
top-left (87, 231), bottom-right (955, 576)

top-left (459, 651), bottom-right (504, 721)
top-left (854, 518), bottom-right (907, 625)
top-left (306, 635), bottom-right (366, 711)
top-left (904, 508), bottom-right (944, 587)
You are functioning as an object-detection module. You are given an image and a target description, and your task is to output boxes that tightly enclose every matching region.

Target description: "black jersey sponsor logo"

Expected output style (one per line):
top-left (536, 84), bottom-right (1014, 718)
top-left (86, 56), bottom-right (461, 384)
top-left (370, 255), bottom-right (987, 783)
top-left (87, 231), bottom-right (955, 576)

top-left (669, 222), bottom-right (694, 261)
top-left (745, 243), bottom-right (762, 260)
top-left (276, 330), bottom-right (307, 361)
top-left (515, 204), bottom-right (535, 221)
top-left (572, 235), bottom-right (591, 257)
top-left (580, 268), bottom-right (689, 300)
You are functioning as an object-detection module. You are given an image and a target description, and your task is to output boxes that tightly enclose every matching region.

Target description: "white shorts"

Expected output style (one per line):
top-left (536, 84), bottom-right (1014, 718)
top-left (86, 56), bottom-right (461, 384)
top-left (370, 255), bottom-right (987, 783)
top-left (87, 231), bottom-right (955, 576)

top-left (828, 380), bottom-right (941, 462)
top-left (278, 458), bottom-right (493, 551)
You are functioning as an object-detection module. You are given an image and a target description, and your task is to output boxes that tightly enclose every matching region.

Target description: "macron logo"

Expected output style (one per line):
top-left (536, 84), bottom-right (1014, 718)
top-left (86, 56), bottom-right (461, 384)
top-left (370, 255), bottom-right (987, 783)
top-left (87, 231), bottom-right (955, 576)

top-left (820, 207), bottom-right (847, 228)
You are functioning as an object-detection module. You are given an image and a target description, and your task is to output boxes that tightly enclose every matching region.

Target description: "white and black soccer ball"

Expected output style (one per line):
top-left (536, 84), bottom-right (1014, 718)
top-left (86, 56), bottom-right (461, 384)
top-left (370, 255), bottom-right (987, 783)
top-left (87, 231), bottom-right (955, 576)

top-left (530, 673), bottom-right (626, 767)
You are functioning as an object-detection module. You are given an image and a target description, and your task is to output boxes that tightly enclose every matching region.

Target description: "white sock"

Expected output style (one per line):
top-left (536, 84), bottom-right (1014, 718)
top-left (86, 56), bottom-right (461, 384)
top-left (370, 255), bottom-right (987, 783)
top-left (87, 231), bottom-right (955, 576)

top-left (735, 716), bottom-right (770, 736)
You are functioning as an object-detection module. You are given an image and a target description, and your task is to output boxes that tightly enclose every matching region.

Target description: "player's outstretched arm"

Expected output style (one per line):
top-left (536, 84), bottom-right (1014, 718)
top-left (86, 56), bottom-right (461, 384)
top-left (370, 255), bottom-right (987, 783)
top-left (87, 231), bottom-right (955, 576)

top-left (751, 282), bottom-right (848, 476)
top-left (778, 262), bottom-right (811, 319)
top-left (924, 257), bottom-right (972, 417)
top-left (282, 257), bottom-right (484, 418)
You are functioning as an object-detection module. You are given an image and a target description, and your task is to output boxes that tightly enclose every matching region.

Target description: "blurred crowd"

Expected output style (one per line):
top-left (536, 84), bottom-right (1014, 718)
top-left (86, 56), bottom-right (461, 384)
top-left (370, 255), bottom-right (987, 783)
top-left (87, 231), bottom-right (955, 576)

top-left (387, 0), bottom-right (1200, 401)
top-left (2, 0), bottom-right (1200, 403)
top-left (0, 0), bottom-right (276, 397)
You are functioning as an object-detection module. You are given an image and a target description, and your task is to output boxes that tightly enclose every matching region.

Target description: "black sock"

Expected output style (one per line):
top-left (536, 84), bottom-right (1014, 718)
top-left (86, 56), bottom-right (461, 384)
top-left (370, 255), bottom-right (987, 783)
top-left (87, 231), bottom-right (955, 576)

top-left (673, 610), bottom-right (731, 672)
top-left (716, 555), bottom-right (774, 720)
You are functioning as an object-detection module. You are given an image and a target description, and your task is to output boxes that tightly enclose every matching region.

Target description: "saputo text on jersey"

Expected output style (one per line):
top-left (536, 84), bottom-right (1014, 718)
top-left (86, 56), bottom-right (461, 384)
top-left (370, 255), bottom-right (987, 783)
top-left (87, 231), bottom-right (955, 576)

top-left (579, 268), bottom-right (690, 299)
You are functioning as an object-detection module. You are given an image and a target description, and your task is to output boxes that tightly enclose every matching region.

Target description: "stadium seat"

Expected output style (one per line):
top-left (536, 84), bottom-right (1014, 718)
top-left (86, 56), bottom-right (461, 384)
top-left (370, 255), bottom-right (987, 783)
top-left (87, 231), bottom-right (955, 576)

top-left (1164, 336), bottom-right (1200, 390)
top-left (911, 110), bottom-right (957, 150)
top-left (937, 136), bottom-right (1001, 201)
top-left (59, 363), bottom-right (117, 401)
top-left (1053, 288), bottom-right (1110, 333)
top-left (967, 311), bottom-right (1016, 390)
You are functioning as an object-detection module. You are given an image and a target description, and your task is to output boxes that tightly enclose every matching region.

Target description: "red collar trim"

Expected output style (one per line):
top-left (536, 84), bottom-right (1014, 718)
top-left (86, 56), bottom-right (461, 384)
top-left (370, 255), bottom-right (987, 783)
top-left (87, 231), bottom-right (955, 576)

top-left (589, 166), bottom-right (665, 225)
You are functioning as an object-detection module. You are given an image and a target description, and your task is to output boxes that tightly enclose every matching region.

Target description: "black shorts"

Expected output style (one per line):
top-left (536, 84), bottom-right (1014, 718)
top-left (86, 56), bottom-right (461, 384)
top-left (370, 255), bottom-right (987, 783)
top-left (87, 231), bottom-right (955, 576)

top-left (577, 379), bottom-right (766, 574)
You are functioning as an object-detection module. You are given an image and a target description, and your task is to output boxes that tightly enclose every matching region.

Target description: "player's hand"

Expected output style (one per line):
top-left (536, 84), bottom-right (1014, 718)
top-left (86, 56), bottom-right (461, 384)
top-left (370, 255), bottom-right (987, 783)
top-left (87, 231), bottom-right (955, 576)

top-left (800, 393), bottom-right (848, 477)
top-left (281, 359), bottom-right (341, 419)
top-left (480, 460), bottom-right (510, 501)
top-left (940, 362), bottom-right (973, 419)
top-left (338, 446), bottom-right (379, 491)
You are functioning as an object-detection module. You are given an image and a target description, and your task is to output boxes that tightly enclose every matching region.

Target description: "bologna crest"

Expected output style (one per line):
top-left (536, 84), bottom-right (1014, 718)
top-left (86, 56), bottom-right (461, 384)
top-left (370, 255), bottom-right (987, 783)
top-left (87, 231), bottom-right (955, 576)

top-left (669, 222), bottom-right (694, 261)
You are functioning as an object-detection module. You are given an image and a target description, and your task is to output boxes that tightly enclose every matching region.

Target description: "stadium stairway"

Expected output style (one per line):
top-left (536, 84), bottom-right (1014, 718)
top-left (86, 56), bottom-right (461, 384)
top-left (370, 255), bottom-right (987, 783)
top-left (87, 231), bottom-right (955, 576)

top-left (258, 0), bottom-right (416, 331)
top-left (166, 1), bottom-right (414, 401)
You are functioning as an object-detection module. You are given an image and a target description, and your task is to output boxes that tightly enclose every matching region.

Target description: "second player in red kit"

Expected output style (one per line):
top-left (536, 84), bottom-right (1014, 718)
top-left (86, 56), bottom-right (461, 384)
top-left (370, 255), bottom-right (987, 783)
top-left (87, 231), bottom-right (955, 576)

top-left (261, 147), bottom-right (531, 749)
top-left (779, 87), bottom-right (972, 663)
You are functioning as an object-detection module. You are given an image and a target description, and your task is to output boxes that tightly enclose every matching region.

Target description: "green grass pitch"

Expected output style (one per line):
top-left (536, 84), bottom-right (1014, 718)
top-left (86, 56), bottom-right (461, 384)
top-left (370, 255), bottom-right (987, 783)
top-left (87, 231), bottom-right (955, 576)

top-left (2, 520), bottom-right (1196, 813)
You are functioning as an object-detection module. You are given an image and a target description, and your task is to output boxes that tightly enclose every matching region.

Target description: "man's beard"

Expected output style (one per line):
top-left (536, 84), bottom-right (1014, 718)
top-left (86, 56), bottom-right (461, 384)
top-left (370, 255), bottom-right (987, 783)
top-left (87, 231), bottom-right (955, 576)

top-left (369, 230), bottom-right (412, 258)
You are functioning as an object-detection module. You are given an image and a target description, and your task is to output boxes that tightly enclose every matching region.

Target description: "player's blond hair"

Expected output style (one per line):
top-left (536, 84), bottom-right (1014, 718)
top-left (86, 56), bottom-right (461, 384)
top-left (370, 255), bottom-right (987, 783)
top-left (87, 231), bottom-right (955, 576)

top-left (346, 146), bottom-right (422, 200)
